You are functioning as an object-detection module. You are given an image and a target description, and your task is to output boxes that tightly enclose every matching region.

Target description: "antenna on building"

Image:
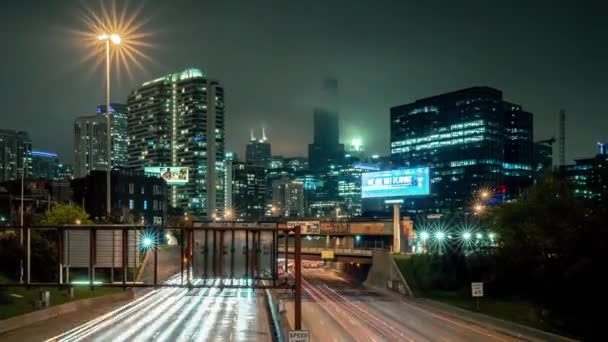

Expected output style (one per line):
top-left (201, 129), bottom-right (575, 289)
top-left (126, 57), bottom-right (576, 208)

top-left (559, 109), bottom-right (566, 166)
top-left (250, 128), bottom-right (255, 141)
top-left (262, 127), bottom-right (267, 141)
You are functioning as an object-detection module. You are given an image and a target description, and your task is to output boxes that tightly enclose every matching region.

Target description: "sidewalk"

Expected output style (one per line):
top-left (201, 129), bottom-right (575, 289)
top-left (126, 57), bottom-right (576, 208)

top-left (370, 285), bottom-right (578, 342)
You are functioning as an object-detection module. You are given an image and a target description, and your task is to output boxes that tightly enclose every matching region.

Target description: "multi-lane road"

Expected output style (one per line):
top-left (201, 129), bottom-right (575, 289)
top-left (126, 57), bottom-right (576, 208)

top-left (41, 276), bottom-right (268, 342)
top-left (284, 266), bottom-right (522, 342)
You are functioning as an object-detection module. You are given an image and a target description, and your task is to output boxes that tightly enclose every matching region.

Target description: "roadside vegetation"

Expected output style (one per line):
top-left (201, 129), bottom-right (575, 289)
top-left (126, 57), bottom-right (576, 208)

top-left (396, 174), bottom-right (608, 340)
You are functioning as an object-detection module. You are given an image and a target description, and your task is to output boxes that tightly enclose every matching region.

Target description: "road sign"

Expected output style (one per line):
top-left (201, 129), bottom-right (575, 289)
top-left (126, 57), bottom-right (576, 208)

top-left (471, 282), bottom-right (484, 297)
top-left (289, 330), bottom-right (310, 342)
top-left (321, 250), bottom-right (335, 259)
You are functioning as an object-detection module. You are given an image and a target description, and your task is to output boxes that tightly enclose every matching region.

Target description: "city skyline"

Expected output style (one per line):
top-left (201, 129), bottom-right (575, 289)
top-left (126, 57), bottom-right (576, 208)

top-left (1, 0), bottom-right (607, 164)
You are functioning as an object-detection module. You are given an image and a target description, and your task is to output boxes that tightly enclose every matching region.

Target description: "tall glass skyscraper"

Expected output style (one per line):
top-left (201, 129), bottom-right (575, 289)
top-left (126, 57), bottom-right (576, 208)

top-left (390, 87), bottom-right (534, 212)
top-left (73, 104), bottom-right (128, 178)
top-left (127, 68), bottom-right (225, 217)
top-left (0, 129), bottom-right (31, 182)
top-left (308, 78), bottom-right (345, 171)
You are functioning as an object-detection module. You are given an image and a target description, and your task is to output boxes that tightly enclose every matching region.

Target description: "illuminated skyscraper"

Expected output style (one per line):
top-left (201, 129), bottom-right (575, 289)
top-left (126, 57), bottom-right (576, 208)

top-left (127, 68), bottom-right (225, 217)
top-left (390, 87), bottom-right (534, 211)
top-left (245, 128), bottom-right (271, 168)
top-left (0, 129), bottom-right (31, 182)
top-left (73, 104), bottom-right (128, 178)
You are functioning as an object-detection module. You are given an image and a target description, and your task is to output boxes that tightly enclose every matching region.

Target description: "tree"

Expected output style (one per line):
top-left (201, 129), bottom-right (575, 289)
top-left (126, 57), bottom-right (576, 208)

top-left (40, 203), bottom-right (93, 225)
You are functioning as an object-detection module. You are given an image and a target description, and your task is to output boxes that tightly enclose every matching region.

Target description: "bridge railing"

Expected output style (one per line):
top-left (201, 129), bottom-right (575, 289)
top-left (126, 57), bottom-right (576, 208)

top-left (278, 246), bottom-right (373, 256)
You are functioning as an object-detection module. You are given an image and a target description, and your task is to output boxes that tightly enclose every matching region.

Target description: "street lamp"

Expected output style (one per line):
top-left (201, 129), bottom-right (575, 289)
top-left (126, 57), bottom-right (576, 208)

top-left (224, 209), bottom-right (233, 221)
top-left (97, 33), bottom-right (121, 218)
top-left (473, 204), bottom-right (484, 214)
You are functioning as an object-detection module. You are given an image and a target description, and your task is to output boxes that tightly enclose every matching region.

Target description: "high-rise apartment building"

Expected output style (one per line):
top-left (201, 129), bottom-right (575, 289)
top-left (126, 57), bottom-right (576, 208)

top-left (127, 68), bottom-right (225, 217)
top-left (0, 129), bottom-right (32, 182)
top-left (245, 128), bottom-right (271, 168)
top-left (272, 177), bottom-right (304, 217)
top-left (73, 103), bottom-right (128, 178)
top-left (390, 87), bottom-right (534, 212)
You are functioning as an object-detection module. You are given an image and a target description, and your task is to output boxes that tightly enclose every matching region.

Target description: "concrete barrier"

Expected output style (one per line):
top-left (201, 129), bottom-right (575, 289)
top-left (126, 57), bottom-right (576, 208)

top-left (0, 290), bottom-right (133, 334)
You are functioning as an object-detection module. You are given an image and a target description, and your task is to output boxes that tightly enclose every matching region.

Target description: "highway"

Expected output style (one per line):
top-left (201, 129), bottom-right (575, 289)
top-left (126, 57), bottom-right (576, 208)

top-left (43, 275), bottom-right (269, 342)
top-left (285, 266), bottom-right (522, 342)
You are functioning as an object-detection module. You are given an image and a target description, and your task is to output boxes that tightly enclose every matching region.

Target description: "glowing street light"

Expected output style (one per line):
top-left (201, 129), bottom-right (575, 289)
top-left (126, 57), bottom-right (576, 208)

top-left (480, 191), bottom-right (490, 199)
top-left (420, 231), bottom-right (430, 241)
top-left (473, 204), bottom-right (484, 214)
top-left (462, 232), bottom-right (472, 240)
top-left (488, 232), bottom-right (496, 240)
top-left (142, 237), bottom-right (153, 248)
top-left (97, 32), bottom-right (121, 217)
top-left (435, 232), bottom-right (445, 240)
top-left (476, 233), bottom-right (483, 240)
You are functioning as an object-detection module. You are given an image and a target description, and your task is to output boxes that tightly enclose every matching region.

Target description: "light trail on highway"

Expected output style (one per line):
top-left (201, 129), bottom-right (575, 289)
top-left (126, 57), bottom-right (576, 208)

top-left (44, 274), bottom-right (263, 342)
top-left (297, 266), bottom-right (523, 342)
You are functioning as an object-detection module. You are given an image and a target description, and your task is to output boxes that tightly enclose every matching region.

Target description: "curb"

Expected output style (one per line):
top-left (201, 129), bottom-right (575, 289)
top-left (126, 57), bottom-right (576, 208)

top-left (0, 290), bottom-right (133, 335)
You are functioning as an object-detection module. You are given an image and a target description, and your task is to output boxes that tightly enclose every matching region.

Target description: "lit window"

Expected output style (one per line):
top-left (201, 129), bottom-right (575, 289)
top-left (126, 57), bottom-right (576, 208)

top-left (129, 199), bottom-right (134, 210)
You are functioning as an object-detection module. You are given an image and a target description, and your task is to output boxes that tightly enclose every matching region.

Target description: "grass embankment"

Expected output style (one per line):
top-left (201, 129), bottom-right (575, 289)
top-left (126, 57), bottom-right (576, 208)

top-left (392, 255), bottom-right (556, 333)
top-left (0, 275), bottom-right (122, 320)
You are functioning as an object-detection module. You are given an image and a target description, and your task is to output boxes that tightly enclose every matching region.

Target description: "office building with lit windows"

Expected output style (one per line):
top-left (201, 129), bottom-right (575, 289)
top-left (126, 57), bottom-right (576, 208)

top-left (272, 177), bottom-right (304, 217)
top-left (0, 129), bottom-right (31, 182)
top-left (126, 68), bottom-right (225, 217)
top-left (390, 87), bottom-right (534, 212)
top-left (563, 143), bottom-right (608, 202)
top-left (226, 162), bottom-right (266, 220)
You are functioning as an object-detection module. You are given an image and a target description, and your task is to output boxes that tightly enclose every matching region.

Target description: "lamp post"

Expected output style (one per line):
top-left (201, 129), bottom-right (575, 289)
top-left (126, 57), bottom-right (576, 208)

top-left (97, 33), bottom-right (121, 217)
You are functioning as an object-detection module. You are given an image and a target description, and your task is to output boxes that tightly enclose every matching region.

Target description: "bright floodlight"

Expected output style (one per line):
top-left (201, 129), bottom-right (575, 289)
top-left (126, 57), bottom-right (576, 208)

top-left (420, 231), bottom-right (429, 240)
top-left (476, 233), bottom-right (483, 239)
top-left (435, 232), bottom-right (445, 240)
top-left (462, 232), bottom-right (472, 240)
top-left (474, 204), bottom-right (484, 213)
top-left (98, 33), bottom-right (108, 40)
top-left (110, 34), bottom-right (121, 44)
top-left (488, 233), bottom-right (495, 240)
top-left (480, 191), bottom-right (490, 199)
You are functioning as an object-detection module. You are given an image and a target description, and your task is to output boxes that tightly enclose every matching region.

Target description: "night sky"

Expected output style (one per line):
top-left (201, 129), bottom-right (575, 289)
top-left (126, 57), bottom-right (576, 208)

top-left (1, 0), bottom-right (607, 164)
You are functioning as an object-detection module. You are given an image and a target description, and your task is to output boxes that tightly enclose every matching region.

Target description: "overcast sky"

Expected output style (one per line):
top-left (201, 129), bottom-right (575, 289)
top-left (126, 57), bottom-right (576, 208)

top-left (1, 0), bottom-right (607, 164)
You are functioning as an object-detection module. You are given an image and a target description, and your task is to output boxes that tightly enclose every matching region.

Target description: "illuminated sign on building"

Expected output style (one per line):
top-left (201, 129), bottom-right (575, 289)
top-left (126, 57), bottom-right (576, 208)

top-left (144, 167), bottom-right (189, 185)
top-left (361, 167), bottom-right (430, 198)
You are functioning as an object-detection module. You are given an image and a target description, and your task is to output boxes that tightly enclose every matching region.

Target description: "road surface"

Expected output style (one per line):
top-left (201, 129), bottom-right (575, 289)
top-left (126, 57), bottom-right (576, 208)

top-left (285, 266), bottom-right (522, 342)
top-left (40, 275), bottom-right (269, 342)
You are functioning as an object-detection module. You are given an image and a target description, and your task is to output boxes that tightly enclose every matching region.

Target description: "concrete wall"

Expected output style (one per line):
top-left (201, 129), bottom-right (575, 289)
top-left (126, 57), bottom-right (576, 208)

top-left (364, 251), bottom-right (413, 296)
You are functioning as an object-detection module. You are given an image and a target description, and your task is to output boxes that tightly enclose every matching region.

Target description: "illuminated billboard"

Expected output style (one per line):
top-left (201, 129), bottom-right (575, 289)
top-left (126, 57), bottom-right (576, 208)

top-left (144, 167), bottom-right (189, 185)
top-left (361, 167), bottom-right (430, 198)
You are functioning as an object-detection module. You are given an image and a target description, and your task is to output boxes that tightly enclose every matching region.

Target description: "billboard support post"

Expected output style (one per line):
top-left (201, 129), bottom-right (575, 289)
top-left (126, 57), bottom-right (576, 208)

top-left (393, 203), bottom-right (401, 253)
